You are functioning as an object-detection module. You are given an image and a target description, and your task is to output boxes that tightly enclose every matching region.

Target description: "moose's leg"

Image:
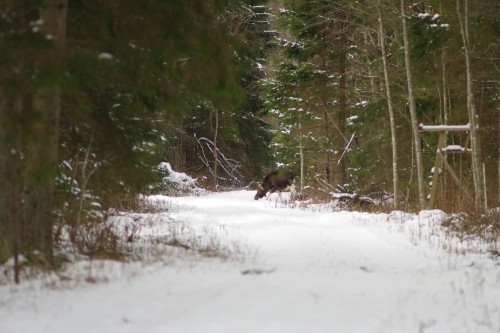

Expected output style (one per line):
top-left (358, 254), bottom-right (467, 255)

top-left (290, 183), bottom-right (297, 199)
top-left (266, 190), bottom-right (273, 201)
top-left (278, 191), bottom-right (283, 203)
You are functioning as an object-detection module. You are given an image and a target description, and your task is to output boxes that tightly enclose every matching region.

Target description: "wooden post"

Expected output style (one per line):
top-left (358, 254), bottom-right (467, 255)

top-left (436, 150), bottom-right (474, 205)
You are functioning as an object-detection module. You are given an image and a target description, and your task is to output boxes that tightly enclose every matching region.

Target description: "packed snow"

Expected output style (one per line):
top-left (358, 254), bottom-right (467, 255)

top-left (1, 190), bottom-right (499, 333)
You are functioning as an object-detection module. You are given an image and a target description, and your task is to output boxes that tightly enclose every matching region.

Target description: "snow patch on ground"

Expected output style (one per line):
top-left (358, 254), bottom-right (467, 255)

top-left (1, 191), bottom-right (499, 333)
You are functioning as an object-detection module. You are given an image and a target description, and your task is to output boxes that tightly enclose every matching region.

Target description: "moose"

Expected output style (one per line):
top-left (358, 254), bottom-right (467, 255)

top-left (254, 171), bottom-right (297, 201)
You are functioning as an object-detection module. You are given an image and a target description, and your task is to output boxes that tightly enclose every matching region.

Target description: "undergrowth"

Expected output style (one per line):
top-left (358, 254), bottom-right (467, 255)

top-left (442, 211), bottom-right (500, 257)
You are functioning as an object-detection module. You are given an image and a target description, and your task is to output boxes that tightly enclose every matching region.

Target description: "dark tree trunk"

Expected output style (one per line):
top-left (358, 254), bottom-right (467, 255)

top-left (0, 1), bottom-right (26, 282)
top-left (23, 0), bottom-right (67, 265)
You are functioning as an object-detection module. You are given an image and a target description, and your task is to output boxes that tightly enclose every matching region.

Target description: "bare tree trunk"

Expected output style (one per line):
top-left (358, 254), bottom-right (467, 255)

top-left (441, 47), bottom-right (449, 191)
top-left (298, 119), bottom-right (304, 192)
top-left (322, 97), bottom-right (331, 184)
top-left (23, 0), bottom-right (67, 264)
top-left (319, 55), bottom-right (332, 184)
top-left (439, 1), bottom-right (449, 130)
top-left (335, 27), bottom-right (347, 186)
top-left (442, 50), bottom-right (448, 126)
top-left (0, 96), bottom-right (23, 282)
top-left (0, 0), bottom-right (26, 282)
top-left (456, 0), bottom-right (485, 213)
top-left (364, 32), bottom-right (377, 97)
top-left (213, 109), bottom-right (219, 188)
top-left (377, 0), bottom-right (399, 209)
top-left (401, 0), bottom-right (426, 209)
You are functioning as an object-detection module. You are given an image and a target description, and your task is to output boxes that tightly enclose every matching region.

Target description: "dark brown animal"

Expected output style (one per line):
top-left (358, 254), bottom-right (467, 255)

top-left (254, 171), bottom-right (297, 200)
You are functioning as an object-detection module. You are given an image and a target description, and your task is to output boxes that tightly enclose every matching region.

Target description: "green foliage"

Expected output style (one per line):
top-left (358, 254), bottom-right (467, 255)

top-left (58, 0), bottom-right (262, 196)
top-left (0, 0), bottom-right (277, 269)
top-left (408, 8), bottom-right (451, 59)
top-left (346, 101), bottom-right (387, 187)
top-left (155, 1), bottom-right (275, 182)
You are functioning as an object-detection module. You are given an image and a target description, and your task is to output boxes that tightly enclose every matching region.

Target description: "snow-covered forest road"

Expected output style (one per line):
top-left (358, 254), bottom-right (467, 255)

top-left (1, 191), bottom-right (499, 333)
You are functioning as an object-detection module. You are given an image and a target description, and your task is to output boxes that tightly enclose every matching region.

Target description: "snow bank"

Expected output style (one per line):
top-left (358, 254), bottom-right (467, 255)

top-left (158, 162), bottom-right (205, 195)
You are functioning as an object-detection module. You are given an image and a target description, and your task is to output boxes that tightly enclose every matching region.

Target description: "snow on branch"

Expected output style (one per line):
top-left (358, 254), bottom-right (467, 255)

top-left (441, 145), bottom-right (471, 153)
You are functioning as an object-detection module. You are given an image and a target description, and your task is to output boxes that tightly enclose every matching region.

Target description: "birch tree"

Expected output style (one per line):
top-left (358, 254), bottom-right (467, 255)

top-left (401, 0), bottom-right (426, 209)
top-left (377, 0), bottom-right (399, 208)
top-left (213, 109), bottom-right (219, 187)
top-left (456, 0), bottom-right (486, 213)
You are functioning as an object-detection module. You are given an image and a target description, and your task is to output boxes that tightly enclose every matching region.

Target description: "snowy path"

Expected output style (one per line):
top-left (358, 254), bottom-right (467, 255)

top-left (1, 191), bottom-right (499, 333)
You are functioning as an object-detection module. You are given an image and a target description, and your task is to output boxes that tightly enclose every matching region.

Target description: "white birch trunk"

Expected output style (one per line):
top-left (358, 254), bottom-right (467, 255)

top-left (213, 109), bottom-right (219, 188)
top-left (456, 0), bottom-right (485, 213)
top-left (377, 0), bottom-right (399, 209)
top-left (401, 0), bottom-right (426, 209)
top-left (299, 120), bottom-right (304, 192)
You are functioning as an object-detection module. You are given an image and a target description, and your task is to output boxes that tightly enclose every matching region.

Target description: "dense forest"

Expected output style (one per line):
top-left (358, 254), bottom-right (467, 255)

top-left (0, 0), bottom-right (498, 272)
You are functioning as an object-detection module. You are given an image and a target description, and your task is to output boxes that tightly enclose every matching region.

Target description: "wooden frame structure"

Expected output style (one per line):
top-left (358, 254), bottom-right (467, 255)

top-left (420, 123), bottom-right (474, 209)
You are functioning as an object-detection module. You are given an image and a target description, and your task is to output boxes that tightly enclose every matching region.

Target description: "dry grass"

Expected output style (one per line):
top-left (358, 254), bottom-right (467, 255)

top-left (441, 211), bottom-right (500, 255)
